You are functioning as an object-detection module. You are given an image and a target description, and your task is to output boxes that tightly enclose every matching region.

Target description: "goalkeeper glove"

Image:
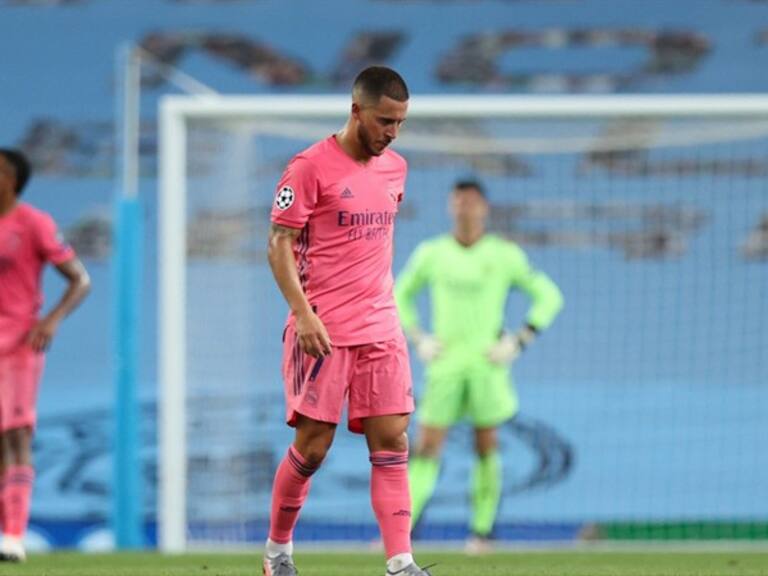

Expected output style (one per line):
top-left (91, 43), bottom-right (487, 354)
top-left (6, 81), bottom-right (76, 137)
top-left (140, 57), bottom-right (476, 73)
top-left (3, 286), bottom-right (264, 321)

top-left (408, 327), bottom-right (443, 363)
top-left (486, 324), bottom-right (538, 365)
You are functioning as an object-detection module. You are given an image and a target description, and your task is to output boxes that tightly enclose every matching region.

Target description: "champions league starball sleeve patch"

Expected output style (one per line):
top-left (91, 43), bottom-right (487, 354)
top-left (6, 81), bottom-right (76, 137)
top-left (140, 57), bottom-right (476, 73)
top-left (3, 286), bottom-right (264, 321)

top-left (275, 185), bottom-right (296, 210)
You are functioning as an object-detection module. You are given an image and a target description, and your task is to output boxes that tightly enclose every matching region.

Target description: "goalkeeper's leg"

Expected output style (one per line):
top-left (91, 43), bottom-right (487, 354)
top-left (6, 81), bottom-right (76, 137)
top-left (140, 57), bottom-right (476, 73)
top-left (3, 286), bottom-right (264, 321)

top-left (466, 364), bottom-right (516, 541)
top-left (470, 427), bottom-right (502, 539)
top-left (409, 425), bottom-right (447, 529)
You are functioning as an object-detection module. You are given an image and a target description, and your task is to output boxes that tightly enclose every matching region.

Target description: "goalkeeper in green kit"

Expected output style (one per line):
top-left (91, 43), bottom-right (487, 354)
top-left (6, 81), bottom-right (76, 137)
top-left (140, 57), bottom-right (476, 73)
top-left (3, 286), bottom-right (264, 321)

top-left (394, 179), bottom-right (563, 553)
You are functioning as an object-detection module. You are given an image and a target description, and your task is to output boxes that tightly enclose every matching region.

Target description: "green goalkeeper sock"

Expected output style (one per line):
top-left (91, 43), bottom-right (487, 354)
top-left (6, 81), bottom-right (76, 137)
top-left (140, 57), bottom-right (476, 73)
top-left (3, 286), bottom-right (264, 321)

top-left (470, 450), bottom-right (502, 537)
top-left (408, 456), bottom-right (440, 528)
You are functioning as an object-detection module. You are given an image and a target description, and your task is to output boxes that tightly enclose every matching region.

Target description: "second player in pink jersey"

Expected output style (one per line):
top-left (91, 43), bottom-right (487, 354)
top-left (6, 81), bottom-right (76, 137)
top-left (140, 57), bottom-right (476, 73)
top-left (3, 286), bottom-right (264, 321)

top-left (263, 67), bottom-right (431, 576)
top-left (0, 149), bottom-right (91, 563)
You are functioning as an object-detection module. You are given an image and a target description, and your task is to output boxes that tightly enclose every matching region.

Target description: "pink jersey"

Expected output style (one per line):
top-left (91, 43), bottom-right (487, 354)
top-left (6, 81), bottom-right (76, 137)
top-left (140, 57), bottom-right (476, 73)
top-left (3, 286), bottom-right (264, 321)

top-left (270, 136), bottom-right (407, 346)
top-left (0, 203), bottom-right (75, 353)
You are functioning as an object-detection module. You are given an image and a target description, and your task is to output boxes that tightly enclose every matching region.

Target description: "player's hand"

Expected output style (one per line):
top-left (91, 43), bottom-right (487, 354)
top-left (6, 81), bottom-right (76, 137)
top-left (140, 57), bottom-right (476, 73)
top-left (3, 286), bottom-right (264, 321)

top-left (486, 333), bottom-right (522, 365)
top-left (486, 326), bottom-right (537, 365)
top-left (295, 310), bottom-right (333, 358)
top-left (26, 316), bottom-right (60, 353)
top-left (411, 330), bottom-right (442, 363)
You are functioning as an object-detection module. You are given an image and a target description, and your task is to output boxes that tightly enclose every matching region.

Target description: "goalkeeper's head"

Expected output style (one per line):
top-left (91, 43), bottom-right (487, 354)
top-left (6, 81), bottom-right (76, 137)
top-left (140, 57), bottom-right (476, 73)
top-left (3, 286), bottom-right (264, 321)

top-left (0, 148), bottom-right (32, 198)
top-left (450, 178), bottom-right (489, 227)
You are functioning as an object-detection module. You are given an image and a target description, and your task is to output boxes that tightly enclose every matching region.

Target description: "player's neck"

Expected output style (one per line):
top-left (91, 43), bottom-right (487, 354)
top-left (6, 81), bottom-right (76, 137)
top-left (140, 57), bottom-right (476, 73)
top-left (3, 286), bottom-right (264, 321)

top-left (335, 127), bottom-right (372, 164)
top-left (453, 226), bottom-right (485, 247)
top-left (0, 192), bottom-right (17, 217)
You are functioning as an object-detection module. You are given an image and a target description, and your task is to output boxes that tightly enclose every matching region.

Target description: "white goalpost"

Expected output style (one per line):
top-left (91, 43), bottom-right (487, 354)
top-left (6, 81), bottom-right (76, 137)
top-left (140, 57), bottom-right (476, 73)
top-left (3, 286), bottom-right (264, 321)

top-left (158, 95), bottom-right (768, 552)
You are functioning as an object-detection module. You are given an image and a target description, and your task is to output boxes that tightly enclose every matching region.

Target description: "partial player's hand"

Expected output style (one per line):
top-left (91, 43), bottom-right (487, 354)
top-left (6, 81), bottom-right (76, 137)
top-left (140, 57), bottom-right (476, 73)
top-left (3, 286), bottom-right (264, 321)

top-left (486, 325), bottom-right (537, 365)
top-left (414, 332), bottom-right (442, 363)
top-left (486, 333), bottom-right (523, 365)
top-left (295, 310), bottom-right (333, 358)
top-left (26, 317), bottom-right (60, 353)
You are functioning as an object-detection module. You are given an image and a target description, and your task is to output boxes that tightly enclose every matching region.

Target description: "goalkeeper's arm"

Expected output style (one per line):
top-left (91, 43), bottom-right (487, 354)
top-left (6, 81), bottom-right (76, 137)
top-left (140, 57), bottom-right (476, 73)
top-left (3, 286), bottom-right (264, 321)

top-left (487, 264), bottom-right (564, 365)
top-left (394, 242), bottom-right (442, 362)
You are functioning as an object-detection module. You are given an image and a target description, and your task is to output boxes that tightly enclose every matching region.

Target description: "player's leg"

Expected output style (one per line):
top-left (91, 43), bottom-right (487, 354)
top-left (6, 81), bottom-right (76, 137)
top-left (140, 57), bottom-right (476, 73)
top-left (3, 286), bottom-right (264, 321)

top-left (363, 414), bottom-right (416, 574)
top-left (351, 335), bottom-right (431, 575)
top-left (465, 364), bottom-right (517, 551)
top-left (467, 426), bottom-right (501, 553)
top-left (0, 413), bottom-right (5, 536)
top-left (0, 346), bottom-right (43, 563)
top-left (264, 325), bottom-right (349, 575)
top-left (408, 362), bottom-right (465, 531)
top-left (409, 425), bottom-right (447, 529)
top-left (264, 415), bottom-right (336, 575)
top-left (0, 427), bottom-right (33, 560)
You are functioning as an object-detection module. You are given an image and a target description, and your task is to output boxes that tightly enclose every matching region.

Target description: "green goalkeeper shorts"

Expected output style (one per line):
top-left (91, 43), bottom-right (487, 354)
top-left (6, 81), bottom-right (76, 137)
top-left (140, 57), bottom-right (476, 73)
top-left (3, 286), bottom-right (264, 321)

top-left (417, 358), bottom-right (518, 429)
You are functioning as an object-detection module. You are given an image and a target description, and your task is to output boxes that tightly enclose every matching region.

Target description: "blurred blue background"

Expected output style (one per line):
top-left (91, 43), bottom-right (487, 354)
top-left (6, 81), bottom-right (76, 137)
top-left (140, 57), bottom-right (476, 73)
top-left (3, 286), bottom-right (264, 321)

top-left (1, 0), bottom-right (767, 549)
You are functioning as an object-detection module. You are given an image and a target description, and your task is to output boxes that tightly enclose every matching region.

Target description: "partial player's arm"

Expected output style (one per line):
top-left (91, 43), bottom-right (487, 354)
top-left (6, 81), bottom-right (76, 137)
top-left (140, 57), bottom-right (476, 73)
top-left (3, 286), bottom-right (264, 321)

top-left (487, 244), bottom-right (564, 364)
top-left (394, 241), bottom-right (441, 361)
top-left (267, 223), bottom-right (332, 358)
top-left (27, 258), bottom-right (91, 352)
top-left (516, 268), bottom-right (564, 335)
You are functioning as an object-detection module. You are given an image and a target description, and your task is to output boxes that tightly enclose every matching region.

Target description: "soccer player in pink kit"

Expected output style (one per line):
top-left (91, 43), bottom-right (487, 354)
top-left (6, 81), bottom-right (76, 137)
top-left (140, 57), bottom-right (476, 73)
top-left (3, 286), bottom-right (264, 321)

top-left (0, 149), bottom-right (90, 562)
top-left (264, 67), bottom-right (432, 576)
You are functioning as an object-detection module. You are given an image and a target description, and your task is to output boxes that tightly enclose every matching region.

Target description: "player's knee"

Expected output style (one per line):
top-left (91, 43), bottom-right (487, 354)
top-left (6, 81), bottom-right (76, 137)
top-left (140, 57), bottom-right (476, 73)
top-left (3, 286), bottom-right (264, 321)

top-left (378, 431), bottom-right (408, 453)
top-left (416, 441), bottom-right (442, 459)
top-left (416, 430), bottom-right (446, 458)
top-left (295, 435), bottom-right (333, 468)
top-left (1, 426), bottom-right (33, 460)
top-left (302, 446), bottom-right (329, 468)
top-left (474, 433), bottom-right (498, 456)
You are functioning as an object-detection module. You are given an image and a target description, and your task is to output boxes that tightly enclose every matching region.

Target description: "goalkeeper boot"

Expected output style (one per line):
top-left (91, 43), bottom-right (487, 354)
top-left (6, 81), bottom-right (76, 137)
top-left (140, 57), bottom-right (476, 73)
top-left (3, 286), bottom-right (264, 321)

top-left (465, 533), bottom-right (493, 555)
top-left (263, 552), bottom-right (298, 576)
top-left (386, 562), bottom-right (435, 575)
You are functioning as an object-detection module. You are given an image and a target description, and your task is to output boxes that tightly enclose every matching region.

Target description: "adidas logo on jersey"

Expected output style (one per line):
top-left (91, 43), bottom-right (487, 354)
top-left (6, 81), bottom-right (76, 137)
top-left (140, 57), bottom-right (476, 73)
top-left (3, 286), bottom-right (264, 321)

top-left (340, 187), bottom-right (354, 199)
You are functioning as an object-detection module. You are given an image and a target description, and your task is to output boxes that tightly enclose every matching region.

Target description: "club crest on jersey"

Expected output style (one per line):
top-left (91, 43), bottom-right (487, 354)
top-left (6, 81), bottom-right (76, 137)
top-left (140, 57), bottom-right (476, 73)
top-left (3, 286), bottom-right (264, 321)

top-left (275, 186), bottom-right (295, 210)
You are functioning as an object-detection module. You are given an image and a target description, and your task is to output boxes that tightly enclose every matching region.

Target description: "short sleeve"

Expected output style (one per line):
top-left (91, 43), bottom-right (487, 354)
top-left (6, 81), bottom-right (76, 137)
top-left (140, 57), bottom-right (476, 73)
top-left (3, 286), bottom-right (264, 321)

top-left (395, 153), bottom-right (408, 204)
top-left (36, 212), bottom-right (75, 265)
top-left (270, 156), bottom-right (320, 229)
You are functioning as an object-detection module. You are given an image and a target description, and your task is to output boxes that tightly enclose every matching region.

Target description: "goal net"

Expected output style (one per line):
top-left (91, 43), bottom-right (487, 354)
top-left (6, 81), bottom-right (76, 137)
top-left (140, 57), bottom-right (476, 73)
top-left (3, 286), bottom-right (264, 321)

top-left (158, 95), bottom-right (768, 551)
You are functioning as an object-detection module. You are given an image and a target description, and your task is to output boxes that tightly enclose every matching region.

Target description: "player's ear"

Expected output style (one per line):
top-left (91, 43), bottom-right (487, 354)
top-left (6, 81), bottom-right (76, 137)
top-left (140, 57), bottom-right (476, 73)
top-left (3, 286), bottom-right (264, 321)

top-left (351, 101), bottom-right (361, 121)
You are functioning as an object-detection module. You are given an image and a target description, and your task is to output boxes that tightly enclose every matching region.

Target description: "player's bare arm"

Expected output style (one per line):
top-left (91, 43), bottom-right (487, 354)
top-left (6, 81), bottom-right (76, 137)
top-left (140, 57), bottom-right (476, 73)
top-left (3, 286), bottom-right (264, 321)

top-left (26, 257), bottom-right (91, 352)
top-left (267, 223), bottom-right (332, 358)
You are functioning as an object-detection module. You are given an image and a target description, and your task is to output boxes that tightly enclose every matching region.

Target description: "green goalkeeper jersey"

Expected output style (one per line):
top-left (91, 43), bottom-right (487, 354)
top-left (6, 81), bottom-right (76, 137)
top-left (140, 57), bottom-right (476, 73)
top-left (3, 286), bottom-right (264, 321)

top-left (395, 234), bottom-right (563, 358)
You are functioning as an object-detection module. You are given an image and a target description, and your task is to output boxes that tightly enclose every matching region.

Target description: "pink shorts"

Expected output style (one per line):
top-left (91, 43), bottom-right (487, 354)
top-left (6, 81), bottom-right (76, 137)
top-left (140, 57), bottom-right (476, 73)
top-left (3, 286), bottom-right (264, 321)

top-left (0, 344), bottom-right (45, 432)
top-left (281, 325), bottom-right (414, 434)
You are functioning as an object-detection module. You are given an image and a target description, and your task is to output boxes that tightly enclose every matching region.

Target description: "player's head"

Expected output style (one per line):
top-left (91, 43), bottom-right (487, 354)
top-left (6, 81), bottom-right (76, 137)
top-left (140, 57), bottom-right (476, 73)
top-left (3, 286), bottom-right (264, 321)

top-left (0, 148), bottom-right (32, 198)
top-left (450, 179), bottom-right (489, 225)
top-left (350, 66), bottom-right (409, 157)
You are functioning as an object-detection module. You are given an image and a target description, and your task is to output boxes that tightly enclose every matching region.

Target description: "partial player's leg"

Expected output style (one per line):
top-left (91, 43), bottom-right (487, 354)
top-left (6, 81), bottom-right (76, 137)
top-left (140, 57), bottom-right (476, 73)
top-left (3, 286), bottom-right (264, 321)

top-left (409, 425), bottom-right (447, 530)
top-left (408, 364), bottom-right (466, 532)
top-left (0, 411), bottom-right (5, 537)
top-left (351, 335), bottom-right (431, 575)
top-left (0, 346), bottom-right (43, 563)
top-left (465, 363), bottom-right (517, 553)
top-left (364, 414), bottom-right (420, 575)
top-left (0, 428), bottom-right (33, 563)
top-left (264, 325), bottom-right (350, 576)
top-left (264, 415), bottom-right (336, 576)
top-left (467, 426), bottom-right (501, 554)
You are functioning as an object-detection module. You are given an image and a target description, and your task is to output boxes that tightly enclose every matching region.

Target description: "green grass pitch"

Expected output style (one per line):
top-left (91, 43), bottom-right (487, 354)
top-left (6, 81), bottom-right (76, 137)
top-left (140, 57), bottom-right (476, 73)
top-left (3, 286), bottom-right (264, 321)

top-left (2, 551), bottom-right (767, 576)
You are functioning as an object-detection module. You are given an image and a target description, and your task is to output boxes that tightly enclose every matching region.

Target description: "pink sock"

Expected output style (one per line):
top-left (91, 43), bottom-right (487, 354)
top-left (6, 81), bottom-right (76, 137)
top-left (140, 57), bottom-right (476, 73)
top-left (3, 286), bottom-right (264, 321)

top-left (268, 446), bottom-right (320, 544)
top-left (3, 465), bottom-right (34, 538)
top-left (370, 451), bottom-right (412, 558)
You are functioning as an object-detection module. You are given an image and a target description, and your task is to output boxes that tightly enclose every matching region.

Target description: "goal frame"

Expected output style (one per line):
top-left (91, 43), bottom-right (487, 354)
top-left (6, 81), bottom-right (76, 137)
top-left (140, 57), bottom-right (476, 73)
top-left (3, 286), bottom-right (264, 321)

top-left (157, 93), bottom-right (768, 552)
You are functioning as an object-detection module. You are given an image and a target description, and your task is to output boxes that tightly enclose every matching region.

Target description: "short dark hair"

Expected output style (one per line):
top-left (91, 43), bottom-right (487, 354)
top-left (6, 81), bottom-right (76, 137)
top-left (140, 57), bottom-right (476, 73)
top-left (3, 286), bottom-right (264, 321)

top-left (0, 148), bottom-right (32, 196)
top-left (453, 178), bottom-right (486, 197)
top-left (352, 66), bottom-right (409, 104)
